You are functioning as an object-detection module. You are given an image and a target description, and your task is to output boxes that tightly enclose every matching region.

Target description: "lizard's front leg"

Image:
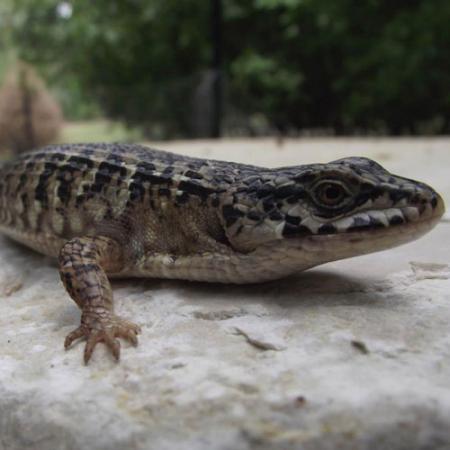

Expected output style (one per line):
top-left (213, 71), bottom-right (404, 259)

top-left (59, 236), bottom-right (141, 364)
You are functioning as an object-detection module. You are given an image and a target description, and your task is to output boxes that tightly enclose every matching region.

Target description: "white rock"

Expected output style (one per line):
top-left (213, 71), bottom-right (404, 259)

top-left (1, 138), bottom-right (450, 450)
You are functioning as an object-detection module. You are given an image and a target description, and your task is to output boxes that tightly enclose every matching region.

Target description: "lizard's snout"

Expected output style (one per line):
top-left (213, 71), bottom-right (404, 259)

top-left (385, 174), bottom-right (445, 224)
top-left (427, 190), bottom-right (445, 218)
top-left (409, 183), bottom-right (445, 221)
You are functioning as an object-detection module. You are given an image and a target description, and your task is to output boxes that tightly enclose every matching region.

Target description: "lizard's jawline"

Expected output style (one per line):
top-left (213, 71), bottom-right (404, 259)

top-left (223, 212), bottom-right (444, 284)
top-left (299, 213), bottom-right (442, 262)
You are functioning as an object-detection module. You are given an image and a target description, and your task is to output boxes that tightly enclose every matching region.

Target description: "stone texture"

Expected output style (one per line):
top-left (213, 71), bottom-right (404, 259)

top-left (1, 138), bottom-right (449, 450)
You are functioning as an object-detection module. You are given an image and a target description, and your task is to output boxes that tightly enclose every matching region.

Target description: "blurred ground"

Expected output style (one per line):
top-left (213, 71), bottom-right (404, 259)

top-left (60, 120), bottom-right (142, 144)
top-left (0, 137), bottom-right (449, 450)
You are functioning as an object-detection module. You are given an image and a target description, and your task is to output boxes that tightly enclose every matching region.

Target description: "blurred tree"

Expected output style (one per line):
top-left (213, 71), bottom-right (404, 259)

top-left (7, 0), bottom-right (450, 136)
top-left (225, 0), bottom-right (450, 134)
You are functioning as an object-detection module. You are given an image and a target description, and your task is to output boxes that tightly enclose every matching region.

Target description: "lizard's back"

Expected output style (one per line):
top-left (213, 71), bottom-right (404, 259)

top-left (0, 143), bottom-right (247, 259)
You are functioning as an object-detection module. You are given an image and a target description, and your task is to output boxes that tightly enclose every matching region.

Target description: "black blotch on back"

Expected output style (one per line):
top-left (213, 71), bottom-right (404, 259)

top-left (35, 162), bottom-right (57, 206)
top-left (256, 184), bottom-right (274, 199)
top-left (129, 182), bottom-right (145, 201)
top-left (57, 184), bottom-right (71, 202)
top-left (211, 196), bottom-right (220, 207)
top-left (49, 153), bottom-right (66, 162)
top-left (94, 171), bottom-right (112, 186)
top-left (178, 180), bottom-right (214, 200)
top-left (176, 191), bottom-right (189, 204)
top-left (17, 173), bottom-right (27, 191)
top-left (90, 183), bottom-right (103, 194)
top-left (184, 170), bottom-right (203, 180)
top-left (158, 188), bottom-right (171, 197)
top-left (67, 155), bottom-right (94, 169)
top-left (99, 161), bottom-right (127, 177)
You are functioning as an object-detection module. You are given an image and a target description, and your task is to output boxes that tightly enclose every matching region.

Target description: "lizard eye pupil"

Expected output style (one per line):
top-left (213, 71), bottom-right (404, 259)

top-left (324, 185), bottom-right (341, 200)
top-left (315, 182), bottom-right (348, 207)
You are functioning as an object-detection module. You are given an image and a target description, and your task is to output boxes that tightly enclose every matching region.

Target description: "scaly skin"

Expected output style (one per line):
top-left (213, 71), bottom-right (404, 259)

top-left (0, 143), bottom-right (445, 363)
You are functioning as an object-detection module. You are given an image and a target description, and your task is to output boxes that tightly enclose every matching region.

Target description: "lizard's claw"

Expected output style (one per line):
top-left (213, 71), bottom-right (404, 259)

top-left (64, 312), bottom-right (141, 364)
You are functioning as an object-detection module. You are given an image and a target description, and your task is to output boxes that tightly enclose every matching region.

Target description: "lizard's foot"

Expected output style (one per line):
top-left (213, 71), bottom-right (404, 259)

top-left (65, 311), bottom-right (141, 364)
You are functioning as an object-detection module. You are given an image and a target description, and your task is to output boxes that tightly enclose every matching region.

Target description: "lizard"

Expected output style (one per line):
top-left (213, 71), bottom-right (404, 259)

top-left (0, 143), bottom-right (445, 363)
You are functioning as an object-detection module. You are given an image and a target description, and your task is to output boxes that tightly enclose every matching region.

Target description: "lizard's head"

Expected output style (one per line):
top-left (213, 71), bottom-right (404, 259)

top-left (220, 157), bottom-right (445, 265)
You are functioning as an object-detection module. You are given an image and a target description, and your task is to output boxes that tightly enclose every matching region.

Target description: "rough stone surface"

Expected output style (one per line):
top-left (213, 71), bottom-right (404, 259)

top-left (1, 138), bottom-right (449, 450)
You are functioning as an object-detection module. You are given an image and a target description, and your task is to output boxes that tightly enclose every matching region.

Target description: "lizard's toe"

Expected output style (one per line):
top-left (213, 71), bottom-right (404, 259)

top-left (104, 333), bottom-right (121, 361)
top-left (65, 312), bottom-right (140, 364)
top-left (64, 326), bottom-right (86, 349)
top-left (115, 319), bottom-right (141, 346)
top-left (84, 330), bottom-right (103, 364)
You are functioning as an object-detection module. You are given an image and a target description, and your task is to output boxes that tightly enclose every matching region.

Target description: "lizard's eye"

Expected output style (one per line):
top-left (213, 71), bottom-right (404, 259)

top-left (313, 181), bottom-right (350, 207)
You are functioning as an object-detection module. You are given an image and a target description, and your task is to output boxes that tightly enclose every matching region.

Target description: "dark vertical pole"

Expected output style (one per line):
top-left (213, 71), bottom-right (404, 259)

top-left (211, 0), bottom-right (222, 138)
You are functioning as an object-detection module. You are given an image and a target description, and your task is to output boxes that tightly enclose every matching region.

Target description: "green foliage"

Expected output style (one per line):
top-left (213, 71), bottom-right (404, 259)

top-left (6, 0), bottom-right (450, 136)
top-left (225, 0), bottom-right (450, 134)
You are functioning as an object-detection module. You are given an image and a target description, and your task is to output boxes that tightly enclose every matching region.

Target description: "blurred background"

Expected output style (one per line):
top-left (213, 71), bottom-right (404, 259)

top-left (0, 0), bottom-right (449, 154)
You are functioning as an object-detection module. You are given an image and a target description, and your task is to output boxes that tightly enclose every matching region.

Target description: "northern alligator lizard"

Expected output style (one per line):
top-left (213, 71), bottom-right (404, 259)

top-left (0, 143), bottom-right (444, 363)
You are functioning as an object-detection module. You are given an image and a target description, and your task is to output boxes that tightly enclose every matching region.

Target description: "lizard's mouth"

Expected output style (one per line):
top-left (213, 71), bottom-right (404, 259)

top-left (298, 194), bottom-right (445, 262)
top-left (328, 192), bottom-right (444, 234)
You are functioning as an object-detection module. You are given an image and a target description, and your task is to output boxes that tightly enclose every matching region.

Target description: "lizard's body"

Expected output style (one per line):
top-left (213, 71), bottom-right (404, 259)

top-left (0, 143), bottom-right (444, 362)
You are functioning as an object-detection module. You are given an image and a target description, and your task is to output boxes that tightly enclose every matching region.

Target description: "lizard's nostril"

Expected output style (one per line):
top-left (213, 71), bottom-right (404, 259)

top-left (430, 192), bottom-right (446, 216)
